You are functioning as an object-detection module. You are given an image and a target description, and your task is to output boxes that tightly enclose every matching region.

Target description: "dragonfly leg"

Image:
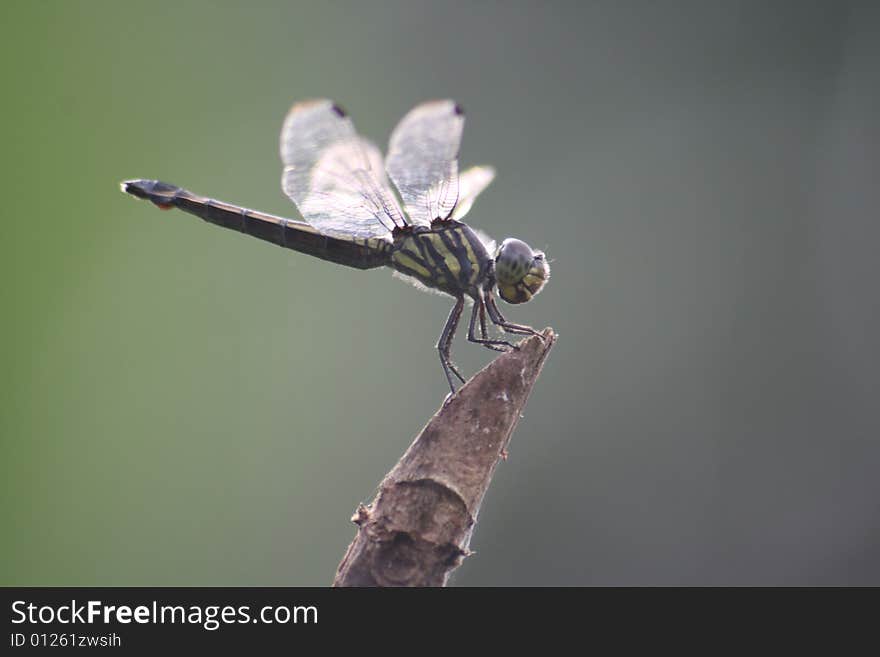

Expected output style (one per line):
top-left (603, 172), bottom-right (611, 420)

top-left (485, 292), bottom-right (545, 341)
top-left (438, 296), bottom-right (467, 393)
top-left (467, 294), bottom-right (516, 352)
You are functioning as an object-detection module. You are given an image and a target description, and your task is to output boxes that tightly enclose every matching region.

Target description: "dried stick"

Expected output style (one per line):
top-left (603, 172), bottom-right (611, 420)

top-left (333, 328), bottom-right (556, 586)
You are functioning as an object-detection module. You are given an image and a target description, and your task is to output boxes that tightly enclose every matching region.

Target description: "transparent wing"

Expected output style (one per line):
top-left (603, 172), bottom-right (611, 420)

top-left (386, 100), bottom-right (464, 226)
top-left (281, 99), bottom-right (407, 240)
top-left (451, 165), bottom-right (495, 221)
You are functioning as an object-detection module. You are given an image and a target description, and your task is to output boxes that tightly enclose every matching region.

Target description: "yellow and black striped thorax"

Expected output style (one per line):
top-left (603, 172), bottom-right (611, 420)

top-left (390, 221), bottom-right (492, 296)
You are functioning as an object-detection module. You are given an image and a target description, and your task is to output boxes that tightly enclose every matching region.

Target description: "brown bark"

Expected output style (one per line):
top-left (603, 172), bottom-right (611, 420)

top-left (333, 327), bottom-right (556, 586)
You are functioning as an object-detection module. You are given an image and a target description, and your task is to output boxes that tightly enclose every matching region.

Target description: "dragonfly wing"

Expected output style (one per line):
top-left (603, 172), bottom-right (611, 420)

top-left (451, 165), bottom-right (495, 221)
top-left (386, 100), bottom-right (464, 226)
top-left (281, 99), bottom-right (407, 240)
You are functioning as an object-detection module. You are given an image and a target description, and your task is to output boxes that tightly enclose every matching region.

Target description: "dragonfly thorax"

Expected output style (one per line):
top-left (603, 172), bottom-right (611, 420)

top-left (390, 221), bottom-right (492, 297)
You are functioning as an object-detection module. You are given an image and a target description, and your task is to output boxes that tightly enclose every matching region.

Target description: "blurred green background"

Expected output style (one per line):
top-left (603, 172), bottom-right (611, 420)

top-left (2, 1), bottom-right (878, 585)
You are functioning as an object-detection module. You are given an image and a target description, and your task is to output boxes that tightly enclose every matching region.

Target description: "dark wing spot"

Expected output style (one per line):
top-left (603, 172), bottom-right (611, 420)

top-left (331, 103), bottom-right (347, 117)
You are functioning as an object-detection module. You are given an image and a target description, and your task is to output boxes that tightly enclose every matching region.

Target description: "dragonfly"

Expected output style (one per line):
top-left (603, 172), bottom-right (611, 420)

top-left (121, 100), bottom-right (550, 393)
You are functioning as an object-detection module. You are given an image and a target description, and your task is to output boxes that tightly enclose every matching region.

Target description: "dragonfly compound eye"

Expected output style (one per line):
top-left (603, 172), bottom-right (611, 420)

top-left (495, 239), bottom-right (550, 304)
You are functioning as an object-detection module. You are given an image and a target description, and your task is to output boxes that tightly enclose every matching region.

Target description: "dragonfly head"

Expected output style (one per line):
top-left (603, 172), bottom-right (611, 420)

top-left (494, 238), bottom-right (550, 304)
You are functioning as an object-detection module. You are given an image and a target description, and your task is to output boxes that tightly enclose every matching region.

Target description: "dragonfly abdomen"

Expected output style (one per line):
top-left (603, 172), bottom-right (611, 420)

top-left (121, 179), bottom-right (391, 270)
top-left (390, 222), bottom-right (491, 296)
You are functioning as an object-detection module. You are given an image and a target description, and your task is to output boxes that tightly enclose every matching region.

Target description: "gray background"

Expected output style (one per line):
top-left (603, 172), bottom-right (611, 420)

top-left (1, 0), bottom-right (878, 585)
